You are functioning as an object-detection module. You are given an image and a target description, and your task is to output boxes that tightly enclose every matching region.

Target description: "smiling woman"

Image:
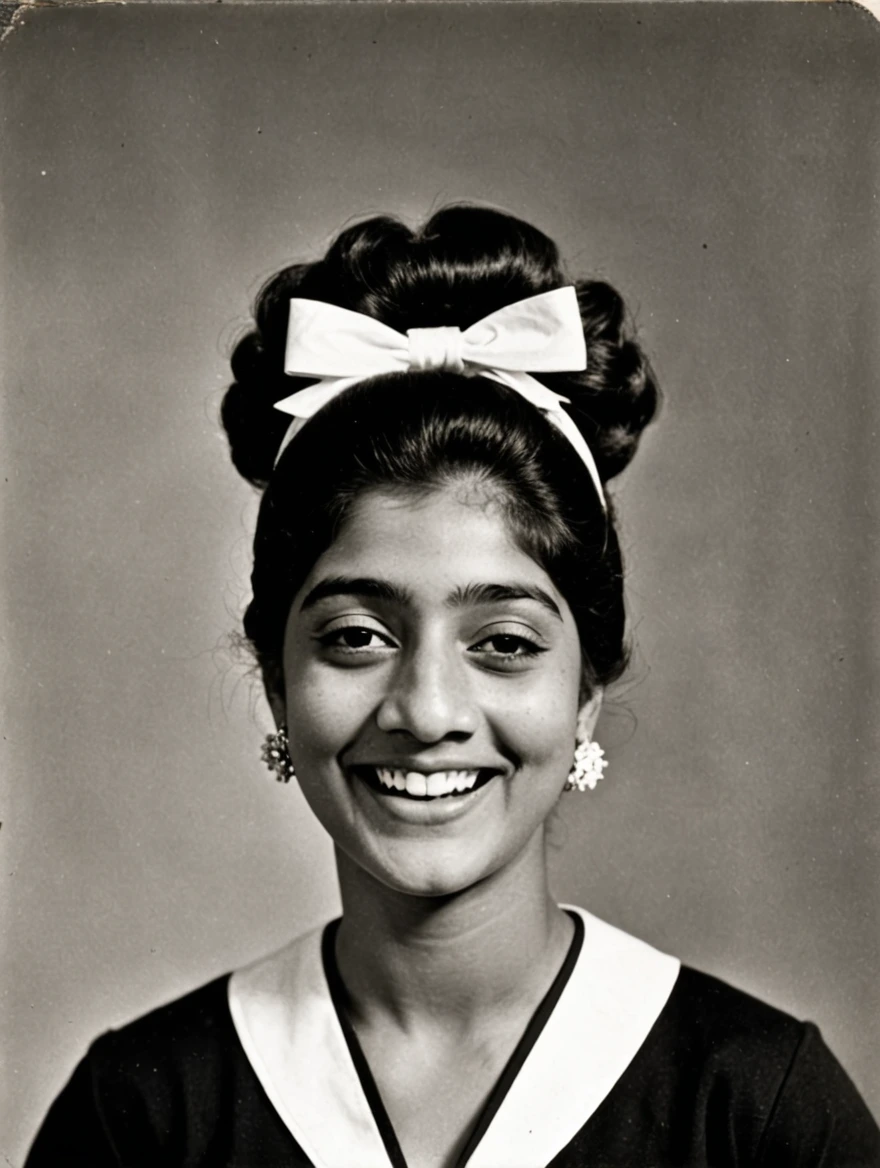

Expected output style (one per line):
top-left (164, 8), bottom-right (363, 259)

top-left (25, 206), bottom-right (880, 1167)
top-left (281, 485), bottom-right (587, 902)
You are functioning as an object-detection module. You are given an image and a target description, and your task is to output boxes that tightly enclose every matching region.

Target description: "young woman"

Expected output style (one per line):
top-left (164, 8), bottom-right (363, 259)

top-left (26, 206), bottom-right (880, 1167)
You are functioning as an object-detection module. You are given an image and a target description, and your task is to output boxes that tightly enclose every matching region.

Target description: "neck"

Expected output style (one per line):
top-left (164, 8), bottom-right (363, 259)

top-left (333, 831), bottom-right (572, 1031)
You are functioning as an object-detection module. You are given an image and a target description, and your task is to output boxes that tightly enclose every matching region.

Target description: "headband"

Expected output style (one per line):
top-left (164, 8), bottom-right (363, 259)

top-left (274, 285), bottom-right (605, 507)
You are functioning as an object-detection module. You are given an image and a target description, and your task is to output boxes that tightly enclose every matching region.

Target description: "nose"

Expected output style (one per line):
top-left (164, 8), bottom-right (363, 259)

top-left (375, 640), bottom-right (479, 743)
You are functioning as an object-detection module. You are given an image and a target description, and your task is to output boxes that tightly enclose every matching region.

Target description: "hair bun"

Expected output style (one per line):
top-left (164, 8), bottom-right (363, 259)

top-left (221, 208), bottom-right (659, 489)
top-left (549, 280), bottom-right (659, 485)
top-left (222, 263), bottom-right (323, 489)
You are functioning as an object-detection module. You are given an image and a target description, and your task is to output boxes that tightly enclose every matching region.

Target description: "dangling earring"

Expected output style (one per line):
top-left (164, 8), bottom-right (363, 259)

top-left (564, 738), bottom-right (608, 792)
top-left (261, 728), bottom-right (296, 783)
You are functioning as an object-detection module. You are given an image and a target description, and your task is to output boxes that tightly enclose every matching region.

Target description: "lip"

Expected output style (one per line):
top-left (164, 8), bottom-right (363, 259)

top-left (347, 758), bottom-right (508, 775)
top-left (351, 767), bottom-right (503, 826)
top-left (348, 762), bottom-right (504, 798)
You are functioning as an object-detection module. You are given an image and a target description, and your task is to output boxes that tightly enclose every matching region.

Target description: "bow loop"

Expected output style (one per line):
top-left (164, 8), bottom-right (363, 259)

top-left (459, 290), bottom-right (586, 372)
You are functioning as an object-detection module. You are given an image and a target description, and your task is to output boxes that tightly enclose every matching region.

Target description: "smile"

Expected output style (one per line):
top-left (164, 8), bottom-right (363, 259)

top-left (351, 766), bottom-right (501, 800)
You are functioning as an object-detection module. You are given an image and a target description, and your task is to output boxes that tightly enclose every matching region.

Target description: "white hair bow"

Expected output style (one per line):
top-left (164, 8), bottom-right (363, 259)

top-left (274, 285), bottom-right (604, 506)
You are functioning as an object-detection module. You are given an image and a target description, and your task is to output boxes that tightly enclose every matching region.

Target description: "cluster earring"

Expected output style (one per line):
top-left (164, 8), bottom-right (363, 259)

top-left (261, 728), bottom-right (296, 783)
top-left (564, 738), bottom-right (608, 793)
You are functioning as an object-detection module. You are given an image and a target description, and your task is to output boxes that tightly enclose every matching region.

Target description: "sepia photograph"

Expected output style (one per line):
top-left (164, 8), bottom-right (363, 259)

top-left (2, 3), bottom-right (879, 1165)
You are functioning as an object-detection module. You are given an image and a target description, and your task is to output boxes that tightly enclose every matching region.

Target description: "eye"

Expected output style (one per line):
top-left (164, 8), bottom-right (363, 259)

top-left (317, 621), bottom-right (397, 656)
top-left (469, 629), bottom-right (548, 664)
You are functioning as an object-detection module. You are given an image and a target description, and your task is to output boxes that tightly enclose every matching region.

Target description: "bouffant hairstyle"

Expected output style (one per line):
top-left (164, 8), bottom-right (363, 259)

top-left (221, 205), bottom-right (659, 699)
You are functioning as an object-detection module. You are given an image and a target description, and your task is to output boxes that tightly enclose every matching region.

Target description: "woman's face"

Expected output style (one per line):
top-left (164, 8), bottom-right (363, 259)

top-left (280, 480), bottom-right (595, 898)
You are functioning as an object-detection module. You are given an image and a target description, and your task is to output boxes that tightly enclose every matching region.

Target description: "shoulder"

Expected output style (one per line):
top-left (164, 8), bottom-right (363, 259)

top-left (628, 966), bottom-right (880, 1165)
top-left (562, 908), bottom-right (807, 1099)
top-left (81, 973), bottom-right (248, 1147)
top-left (662, 964), bottom-right (805, 1062)
top-left (27, 966), bottom-right (313, 1167)
top-left (555, 912), bottom-right (880, 1166)
top-left (89, 972), bottom-right (235, 1077)
top-left (86, 923), bottom-right (331, 1103)
top-left (646, 964), bottom-right (845, 1107)
top-left (560, 948), bottom-right (880, 1167)
top-left (26, 975), bottom-right (241, 1166)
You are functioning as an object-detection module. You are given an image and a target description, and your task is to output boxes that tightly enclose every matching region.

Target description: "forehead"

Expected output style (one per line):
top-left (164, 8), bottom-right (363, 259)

top-left (312, 482), bottom-right (560, 597)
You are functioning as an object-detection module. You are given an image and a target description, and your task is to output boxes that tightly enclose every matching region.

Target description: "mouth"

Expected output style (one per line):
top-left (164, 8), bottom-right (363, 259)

top-left (350, 765), bottom-right (502, 801)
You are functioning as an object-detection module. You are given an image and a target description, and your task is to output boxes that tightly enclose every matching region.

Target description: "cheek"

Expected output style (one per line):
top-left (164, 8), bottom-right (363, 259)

top-left (492, 669), bottom-right (581, 775)
top-left (281, 665), bottom-right (364, 832)
top-left (283, 658), bottom-right (373, 763)
top-left (283, 674), bottom-right (340, 760)
top-left (513, 702), bottom-right (577, 771)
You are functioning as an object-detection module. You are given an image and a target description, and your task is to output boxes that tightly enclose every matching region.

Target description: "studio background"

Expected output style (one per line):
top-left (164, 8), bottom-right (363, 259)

top-left (2, 4), bottom-right (878, 1161)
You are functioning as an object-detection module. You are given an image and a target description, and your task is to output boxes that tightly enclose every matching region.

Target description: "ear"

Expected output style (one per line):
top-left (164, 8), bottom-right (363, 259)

top-left (576, 688), bottom-right (603, 742)
top-left (261, 661), bottom-right (287, 731)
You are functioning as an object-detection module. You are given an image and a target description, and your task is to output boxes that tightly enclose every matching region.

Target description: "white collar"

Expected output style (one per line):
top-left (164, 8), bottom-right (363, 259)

top-left (228, 906), bottom-right (680, 1168)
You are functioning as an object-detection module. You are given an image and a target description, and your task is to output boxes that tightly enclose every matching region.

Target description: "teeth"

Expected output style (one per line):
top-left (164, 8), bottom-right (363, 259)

top-left (425, 773), bottom-right (447, 797)
top-left (457, 770), bottom-right (479, 792)
top-left (405, 772), bottom-right (428, 797)
top-left (371, 768), bottom-right (481, 797)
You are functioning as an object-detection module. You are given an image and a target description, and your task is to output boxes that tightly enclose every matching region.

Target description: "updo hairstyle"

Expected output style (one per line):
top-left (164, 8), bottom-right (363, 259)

top-left (222, 205), bottom-right (659, 700)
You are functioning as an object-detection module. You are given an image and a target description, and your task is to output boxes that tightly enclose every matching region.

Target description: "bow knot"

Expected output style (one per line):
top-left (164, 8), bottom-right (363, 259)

top-left (407, 326), bottom-right (465, 373)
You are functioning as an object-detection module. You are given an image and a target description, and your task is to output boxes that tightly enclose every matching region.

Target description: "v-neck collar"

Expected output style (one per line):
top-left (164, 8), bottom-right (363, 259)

top-left (319, 912), bottom-right (586, 1168)
top-left (228, 906), bottom-right (680, 1168)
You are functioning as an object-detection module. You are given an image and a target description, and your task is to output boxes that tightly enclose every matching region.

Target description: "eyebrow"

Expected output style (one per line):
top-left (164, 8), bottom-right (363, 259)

top-left (300, 576), bottom-right (413, 610)
top-left (300, 576), bottom-right (561, 620)
top-left (448, 582), bottom-right (562, 620)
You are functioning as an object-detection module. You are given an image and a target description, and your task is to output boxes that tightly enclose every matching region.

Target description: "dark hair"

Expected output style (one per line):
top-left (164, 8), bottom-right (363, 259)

top-left (222, 205), bottom-right (659, 697)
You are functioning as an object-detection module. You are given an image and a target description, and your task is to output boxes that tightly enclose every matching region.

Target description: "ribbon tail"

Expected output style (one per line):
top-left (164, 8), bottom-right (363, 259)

top-left (274, 376), bottom-right (365, 418)
top-left (274, 417), bottom-right (309, 468)
top-left (273, 369), bottom-right (604, 508)
top-left (545, 409), bottom-right (605, 508)
top-left (273, 377), bottom-right (364, 469)
top-left (479, 369), bottom-right (571, 409)
top-left (480, 371), bottom-right (605, 510)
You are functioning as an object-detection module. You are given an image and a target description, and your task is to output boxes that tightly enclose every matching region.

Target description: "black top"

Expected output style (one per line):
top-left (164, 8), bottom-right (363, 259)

top-left (26, 920), bottom-right (880, 1167)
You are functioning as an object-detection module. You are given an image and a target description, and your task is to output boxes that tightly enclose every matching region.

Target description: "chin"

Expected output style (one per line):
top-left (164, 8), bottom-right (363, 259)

top-left (362, 842), bottom-right (512, 901)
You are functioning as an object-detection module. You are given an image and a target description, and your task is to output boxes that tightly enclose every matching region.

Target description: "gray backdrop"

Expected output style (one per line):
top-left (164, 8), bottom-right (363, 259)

top-left (2, 4), bottom-right (878, 1161)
